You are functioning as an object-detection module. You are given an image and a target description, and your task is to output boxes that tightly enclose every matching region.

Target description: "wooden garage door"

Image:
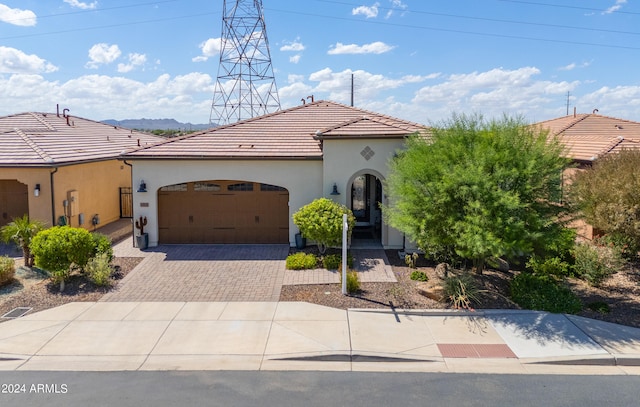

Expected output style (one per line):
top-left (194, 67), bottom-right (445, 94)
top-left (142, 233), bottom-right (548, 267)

top-left (0, 180), bottom-right (29, 227)
top-left (158, 180), bottom-right (289, 244)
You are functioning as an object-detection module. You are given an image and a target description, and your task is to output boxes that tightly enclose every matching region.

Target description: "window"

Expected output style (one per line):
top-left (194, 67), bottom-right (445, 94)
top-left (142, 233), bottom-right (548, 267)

top-left (260, 183), bottom-right (286, 192)
top-left (194, 182), bottom-right (221, 192)
top-left (227, 182), bottom-right (254, 191)
top-left (160, 183), bottom-right (187, 192)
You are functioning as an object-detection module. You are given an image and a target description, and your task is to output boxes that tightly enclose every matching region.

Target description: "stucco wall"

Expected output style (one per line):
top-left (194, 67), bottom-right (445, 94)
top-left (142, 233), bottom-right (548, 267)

top-left (0, 168), bottom-right (51, 225)
top-left (0, 160), bottom-right (131, 229)
top-left (130, 159), bottom-right (323, 247)
top-left (54, 160), bottom-right (131, 229)
top-left (321, 138), bottom-right (406, 249)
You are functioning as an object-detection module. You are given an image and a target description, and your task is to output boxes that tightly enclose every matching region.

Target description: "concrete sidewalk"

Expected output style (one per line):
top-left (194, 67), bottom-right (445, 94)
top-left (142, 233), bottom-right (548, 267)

top-left (1, 302), bottom-right (640, 374)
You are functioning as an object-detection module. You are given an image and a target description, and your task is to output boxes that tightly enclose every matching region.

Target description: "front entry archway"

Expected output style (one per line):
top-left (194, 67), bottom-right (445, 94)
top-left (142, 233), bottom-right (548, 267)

top-left (348, 172), bottom-right (384, 246)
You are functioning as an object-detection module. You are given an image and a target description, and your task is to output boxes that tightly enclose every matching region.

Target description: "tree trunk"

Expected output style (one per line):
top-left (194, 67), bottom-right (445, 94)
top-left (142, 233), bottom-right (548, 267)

top-left (473, 257), bottom-right (485, 275)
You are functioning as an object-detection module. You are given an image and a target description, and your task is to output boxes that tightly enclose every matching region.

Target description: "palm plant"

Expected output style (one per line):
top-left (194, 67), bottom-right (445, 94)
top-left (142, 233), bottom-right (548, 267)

top-left (0, 215), bottom-right (46, 267)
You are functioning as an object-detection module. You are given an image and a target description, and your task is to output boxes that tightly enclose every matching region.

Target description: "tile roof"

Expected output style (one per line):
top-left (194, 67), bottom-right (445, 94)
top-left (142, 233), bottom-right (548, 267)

top-left (0, 112), bottom-right (164, 167)
top-left (535, 113), bottom-right (640, 162)
top-left (123, 100), bottom-right (428, 160)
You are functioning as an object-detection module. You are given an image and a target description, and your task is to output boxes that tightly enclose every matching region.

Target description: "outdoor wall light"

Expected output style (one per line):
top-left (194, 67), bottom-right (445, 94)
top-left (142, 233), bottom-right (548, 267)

top-left (34, 184), bottom-right (40, 197)
top-left (137, 180), bottom-right (147, 193)
top-left (330, 183), bottom-right (340, 195)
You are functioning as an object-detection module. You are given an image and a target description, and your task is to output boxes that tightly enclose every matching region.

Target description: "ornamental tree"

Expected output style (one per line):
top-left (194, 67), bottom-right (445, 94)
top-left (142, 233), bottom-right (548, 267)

top-left (30, 226), bottom-right (98, 291)
top-left (0, 215), bottom-right (46, 267)
top-left (569, 149), bottom-right (640, 255)
top-left (293, 198), bottom-right (355, 254)
top-left (383, 113), bottom-right (572, 273)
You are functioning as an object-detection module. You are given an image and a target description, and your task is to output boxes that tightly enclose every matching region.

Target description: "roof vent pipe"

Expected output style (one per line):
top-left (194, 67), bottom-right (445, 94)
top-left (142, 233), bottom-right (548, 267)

top-left (593, 108), bottom-right (599, 114)
top-left (301, 98), bottom-right (306, 105)
top-left (573, 107), bottom-right (576, 118)
top-left (63, 108), bottom-right (69, 118)
top-left (56, 104), bottom-right (60, 117)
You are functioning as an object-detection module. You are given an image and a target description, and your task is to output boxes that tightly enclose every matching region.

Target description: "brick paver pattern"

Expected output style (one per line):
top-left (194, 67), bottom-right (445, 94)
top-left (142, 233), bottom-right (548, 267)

top-left (104, 241), bottom-right (396, 302)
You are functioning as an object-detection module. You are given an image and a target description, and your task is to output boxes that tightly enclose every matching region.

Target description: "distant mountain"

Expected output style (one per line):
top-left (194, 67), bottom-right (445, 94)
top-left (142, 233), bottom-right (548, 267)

top-left (101, 118), bottom-right (212, 131)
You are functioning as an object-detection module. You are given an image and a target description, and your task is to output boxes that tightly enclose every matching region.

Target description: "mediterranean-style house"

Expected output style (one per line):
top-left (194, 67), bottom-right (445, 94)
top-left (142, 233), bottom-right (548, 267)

top-left (0, 110), bottom-right (163, 229)
top-left (535, 111), bottom-right (640, 240)
top-left (122, 100), bottom-right (429, 249)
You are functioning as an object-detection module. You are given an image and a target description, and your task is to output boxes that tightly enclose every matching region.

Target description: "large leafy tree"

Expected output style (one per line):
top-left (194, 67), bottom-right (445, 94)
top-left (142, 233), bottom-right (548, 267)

top-left (569, 149), bottom-right (640, 252)
top-left (384, 114), bottom-right (571, 273)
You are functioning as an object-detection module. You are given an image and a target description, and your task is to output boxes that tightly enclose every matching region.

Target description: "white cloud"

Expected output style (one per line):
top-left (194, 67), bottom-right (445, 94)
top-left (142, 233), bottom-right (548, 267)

top-left (280, 40), bottom-right (305, 52)
top-left (410, 67), bottom-right (579, 122)
top-left (0, 72), bottom-right (215, 122)
top-left (559, 61), bottom-right (591, 71)
top-left (0, 46), bottom-right (58, 74)
top-left (352, 3), bottom-right (379, 18)
top-left (0, 4), bottom-right (36, 26)
top-left (385, 0), bottom-right (408, 18)
top-left (193, 38), bottom-right (221, 62)
top-left (85, 43), bottom-right (121, 69)
top-left (64, 0), bottom-right (98, 10)
top-left (289, 55), bottom-right (301, 64)
top-left (117, 53), bottom-right (147, 73)
top-left (328, 41), bottom-right (395, 55)
top-left (603, 0), bottom-right (627, 14)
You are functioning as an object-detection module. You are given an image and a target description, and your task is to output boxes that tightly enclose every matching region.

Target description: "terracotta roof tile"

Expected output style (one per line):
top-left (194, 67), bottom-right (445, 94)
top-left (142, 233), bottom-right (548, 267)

top-left (536, 113), bottom-right (640, 161)
top-left (124, 100), bottom-right (429, 159)
top-left (0, 112), bottom-right (164, 166)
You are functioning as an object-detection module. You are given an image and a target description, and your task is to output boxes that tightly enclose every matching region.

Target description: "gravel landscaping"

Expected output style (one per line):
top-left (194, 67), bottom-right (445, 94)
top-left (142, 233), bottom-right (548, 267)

top-left (2, 246), bottom-right (640, 329)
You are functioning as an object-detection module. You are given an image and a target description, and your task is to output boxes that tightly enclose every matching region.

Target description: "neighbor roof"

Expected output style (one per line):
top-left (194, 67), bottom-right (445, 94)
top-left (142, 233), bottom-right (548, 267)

top-left (536, 113), bottom-right (640, 162)
top-left (0, 112), bottom-right (164, 167)
top-left (123, 100), bottom-right (428, 160)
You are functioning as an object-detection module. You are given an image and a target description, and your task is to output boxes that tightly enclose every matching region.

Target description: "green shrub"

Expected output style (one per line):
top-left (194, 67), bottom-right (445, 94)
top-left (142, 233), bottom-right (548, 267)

top-left (573, 240), bottom-right (625, 286)
top-left (293, 198), bottom-right (356, 254)
top-left (92, 233), bottom-right (114, 262)
top-left (85, 252), bottom-right (113, 287)
top-left (586, 301), bottom-right (610, 314)
top-left (410, 270), bottom-right (429, 281)
top-left (600, 233), bottom-right (639, 261)
top-left (526, 256), bottom-right (571, 278)
top-left (286, 252), bottom-right (318, 270)
top-left (0, 255), bottom-right (16, 287)
top-left (322, 253), bottom-right (354, 270)
top-left (510, 272), bottom-right (582, 314)
top-left (340, 269), bottom-right (361, 294)
top-left (443, 272), bottom-right (481, 310)
top-left (30, 226), bottom-right (96, 291)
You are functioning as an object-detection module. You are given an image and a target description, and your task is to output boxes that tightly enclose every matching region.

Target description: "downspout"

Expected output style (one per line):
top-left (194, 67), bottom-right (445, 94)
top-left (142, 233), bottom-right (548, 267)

top-left (50, 167), bottom-right (58, 226)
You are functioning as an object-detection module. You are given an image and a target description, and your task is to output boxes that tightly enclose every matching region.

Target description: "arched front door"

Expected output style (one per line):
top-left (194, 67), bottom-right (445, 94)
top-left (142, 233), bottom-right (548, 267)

top-left (350, 173), bottom-right (383, 245)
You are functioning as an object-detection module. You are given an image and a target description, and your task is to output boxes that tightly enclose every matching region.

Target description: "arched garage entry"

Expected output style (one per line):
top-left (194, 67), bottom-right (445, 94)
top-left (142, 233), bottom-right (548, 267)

top-left (0, 180), bottom-right (28, 228)
top-left (158, 180), bottom-right (289, 244)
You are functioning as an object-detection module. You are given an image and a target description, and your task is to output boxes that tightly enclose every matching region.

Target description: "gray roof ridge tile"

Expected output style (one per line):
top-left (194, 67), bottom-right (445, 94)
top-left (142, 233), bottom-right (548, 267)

top-left (27, 112), bottom-right (56, 131)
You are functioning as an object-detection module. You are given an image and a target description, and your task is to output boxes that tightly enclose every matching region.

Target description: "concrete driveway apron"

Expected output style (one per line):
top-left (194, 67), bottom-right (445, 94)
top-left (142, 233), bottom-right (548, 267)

top-left (101, 243), bottom-right (289, 302)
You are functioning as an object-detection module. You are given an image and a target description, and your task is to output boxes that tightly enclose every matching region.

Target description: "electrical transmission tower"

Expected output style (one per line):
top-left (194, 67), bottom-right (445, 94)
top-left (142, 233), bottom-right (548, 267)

top-left (209, 0), bottom-right (281, 126)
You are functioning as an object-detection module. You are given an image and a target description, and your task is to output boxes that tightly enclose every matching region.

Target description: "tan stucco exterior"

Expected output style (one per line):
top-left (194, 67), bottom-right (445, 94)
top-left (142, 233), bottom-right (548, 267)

top-left (131, 159), bottom-right (323, 247)
top-left (0, 159), bottom-right (131, 229)
top-left (130, 137), bottom-right (409, 249)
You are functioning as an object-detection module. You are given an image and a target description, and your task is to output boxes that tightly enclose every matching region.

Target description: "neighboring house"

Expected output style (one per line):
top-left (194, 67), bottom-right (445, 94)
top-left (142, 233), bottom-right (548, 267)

top-left (0, 110), bottom-right (164, 229)
top-left (122, 100), bottom-right (429, 249)
top-left (535, 112), bottom-right (640, 239)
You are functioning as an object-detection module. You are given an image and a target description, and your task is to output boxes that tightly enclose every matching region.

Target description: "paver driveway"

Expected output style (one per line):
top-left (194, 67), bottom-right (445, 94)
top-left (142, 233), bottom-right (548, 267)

top-left (102, 244), bottom-right (289, 302)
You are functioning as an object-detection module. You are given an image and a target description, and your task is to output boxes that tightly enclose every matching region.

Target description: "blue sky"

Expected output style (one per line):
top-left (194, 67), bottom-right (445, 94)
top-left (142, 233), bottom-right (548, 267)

top-left (1, 0), bottom-right (639, 125)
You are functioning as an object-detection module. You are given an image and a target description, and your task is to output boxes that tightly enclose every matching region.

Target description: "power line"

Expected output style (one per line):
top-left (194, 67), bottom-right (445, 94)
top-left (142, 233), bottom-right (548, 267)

top-left (313, 0), bottom-right (640, 37)
top-left (496, 0), bottom-right (640, 16)
top-left (3, 0), bottom-right (183, 24)
top-left (267, 7), bottom-right (640, 51)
